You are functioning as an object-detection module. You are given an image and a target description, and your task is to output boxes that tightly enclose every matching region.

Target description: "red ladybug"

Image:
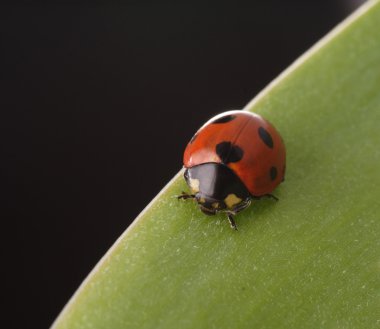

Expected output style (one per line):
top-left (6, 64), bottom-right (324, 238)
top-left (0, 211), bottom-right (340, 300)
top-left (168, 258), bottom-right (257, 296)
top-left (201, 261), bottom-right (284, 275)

top-left (178, 110), bottom-right (286, 230)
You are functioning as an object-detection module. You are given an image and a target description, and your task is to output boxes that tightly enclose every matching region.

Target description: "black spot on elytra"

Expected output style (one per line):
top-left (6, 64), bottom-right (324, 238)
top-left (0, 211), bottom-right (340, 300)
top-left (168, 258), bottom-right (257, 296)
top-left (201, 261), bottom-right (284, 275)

top-left (216, 141), bottom-right (244, 164)
top-left (211, 114), bottom-right (236, 124)
top-left (258, 126), bottom-right (273, 148)
top-left (190, 132), bottom-right (198, 144)
top-left (270, 166), bottom-right (277, 181)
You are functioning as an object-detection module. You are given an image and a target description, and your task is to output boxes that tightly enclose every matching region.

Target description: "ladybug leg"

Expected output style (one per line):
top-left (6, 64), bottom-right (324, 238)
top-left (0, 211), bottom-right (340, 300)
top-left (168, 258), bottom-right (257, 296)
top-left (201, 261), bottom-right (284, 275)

top-left (231, 199), bottom-right (251, 213)
top-left (253, 194), bottom-right (278, 201)
top-left (264, 194), bottom-right (279, 201)
top-left (227, 213), bottom-right (238, 231)
top-left (177, 191), bottom-right (196, 200)
top-left (225, 199), bottom-right (252, 230)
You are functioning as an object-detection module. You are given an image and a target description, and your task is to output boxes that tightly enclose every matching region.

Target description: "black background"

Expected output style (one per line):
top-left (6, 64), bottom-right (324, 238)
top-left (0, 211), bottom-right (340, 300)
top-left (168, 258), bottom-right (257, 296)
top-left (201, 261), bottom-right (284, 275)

top-left (1, 1), bottom-right (364, 328)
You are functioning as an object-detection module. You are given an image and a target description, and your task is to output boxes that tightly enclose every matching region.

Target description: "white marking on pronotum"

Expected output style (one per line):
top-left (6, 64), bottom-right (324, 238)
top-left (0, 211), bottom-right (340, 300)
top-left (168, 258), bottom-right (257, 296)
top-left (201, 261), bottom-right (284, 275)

top-left (189, 178), bottom-right (200, 193)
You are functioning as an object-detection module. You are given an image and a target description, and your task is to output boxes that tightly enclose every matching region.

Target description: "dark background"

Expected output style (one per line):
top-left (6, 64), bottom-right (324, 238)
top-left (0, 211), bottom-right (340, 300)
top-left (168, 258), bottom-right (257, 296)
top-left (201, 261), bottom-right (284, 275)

top-left (1, 1), bottom-right (364, 328)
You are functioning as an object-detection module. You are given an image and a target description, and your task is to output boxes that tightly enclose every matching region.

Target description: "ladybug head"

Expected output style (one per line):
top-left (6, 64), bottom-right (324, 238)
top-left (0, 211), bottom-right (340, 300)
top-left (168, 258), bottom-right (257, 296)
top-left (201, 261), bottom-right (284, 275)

top-left (184, 164), bottom-right (251, 215)
top-left (195, 194), bottom-right (225, 216)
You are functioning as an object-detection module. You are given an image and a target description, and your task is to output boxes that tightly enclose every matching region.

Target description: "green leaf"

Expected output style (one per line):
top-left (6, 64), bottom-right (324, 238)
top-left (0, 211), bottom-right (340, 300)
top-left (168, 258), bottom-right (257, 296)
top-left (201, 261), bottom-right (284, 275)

top-left (52, 2), bottom-right (380, 328)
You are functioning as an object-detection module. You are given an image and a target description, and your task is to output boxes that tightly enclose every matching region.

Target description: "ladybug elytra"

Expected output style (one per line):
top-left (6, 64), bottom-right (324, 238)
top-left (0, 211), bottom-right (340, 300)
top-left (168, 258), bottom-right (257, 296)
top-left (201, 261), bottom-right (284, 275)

top-left (178, 110), bottom-right (286, 230)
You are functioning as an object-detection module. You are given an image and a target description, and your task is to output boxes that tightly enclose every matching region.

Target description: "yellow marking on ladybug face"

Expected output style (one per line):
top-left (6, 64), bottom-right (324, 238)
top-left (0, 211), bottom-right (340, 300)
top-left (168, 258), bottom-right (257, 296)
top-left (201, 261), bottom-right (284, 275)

top-left (224, 194), bottom-right (242, 209)
top-left (189, 178), bottom-right (200, 193)
top-left (199, 197), bottom-right (206, 203)
top-left (212, 202), bottom-right (219, 209)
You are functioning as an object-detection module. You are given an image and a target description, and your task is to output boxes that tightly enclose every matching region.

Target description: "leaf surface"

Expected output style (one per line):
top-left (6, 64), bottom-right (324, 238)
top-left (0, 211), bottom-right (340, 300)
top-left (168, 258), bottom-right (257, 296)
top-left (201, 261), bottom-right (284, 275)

top-left (52, 2), bottom-right (380, 328)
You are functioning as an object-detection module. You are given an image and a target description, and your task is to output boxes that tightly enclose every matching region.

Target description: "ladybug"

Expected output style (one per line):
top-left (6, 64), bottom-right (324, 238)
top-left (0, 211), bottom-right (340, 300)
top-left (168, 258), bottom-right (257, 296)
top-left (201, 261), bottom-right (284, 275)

top-left (178, 110), bottom-right (286, 230)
